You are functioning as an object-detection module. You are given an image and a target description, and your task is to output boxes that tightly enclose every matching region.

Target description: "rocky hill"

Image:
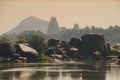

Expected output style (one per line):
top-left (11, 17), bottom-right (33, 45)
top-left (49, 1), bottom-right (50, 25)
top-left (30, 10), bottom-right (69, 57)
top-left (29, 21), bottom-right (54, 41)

top-left (6, 16), bottom-right (49, 34)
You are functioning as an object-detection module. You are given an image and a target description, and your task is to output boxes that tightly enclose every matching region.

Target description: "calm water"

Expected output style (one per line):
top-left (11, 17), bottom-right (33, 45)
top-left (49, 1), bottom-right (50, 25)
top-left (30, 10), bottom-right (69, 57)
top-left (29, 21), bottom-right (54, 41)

top-left (0, 60), bottom-right (120, 80)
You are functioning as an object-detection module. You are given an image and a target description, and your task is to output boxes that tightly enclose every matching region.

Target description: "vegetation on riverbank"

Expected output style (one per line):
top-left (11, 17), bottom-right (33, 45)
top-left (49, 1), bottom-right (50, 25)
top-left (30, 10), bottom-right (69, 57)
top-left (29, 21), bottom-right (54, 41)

top-left (1, 26), bottom-right (120, 63)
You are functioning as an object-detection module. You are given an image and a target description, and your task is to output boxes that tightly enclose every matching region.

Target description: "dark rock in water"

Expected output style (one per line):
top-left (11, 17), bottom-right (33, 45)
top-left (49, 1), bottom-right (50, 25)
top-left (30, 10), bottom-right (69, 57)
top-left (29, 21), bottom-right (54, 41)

top-left (81, 33), bottom-right (108, 57)
top-left (0, 42), bottom-right (16, 58)
top-left (14, 43), bottom-right (39, 62)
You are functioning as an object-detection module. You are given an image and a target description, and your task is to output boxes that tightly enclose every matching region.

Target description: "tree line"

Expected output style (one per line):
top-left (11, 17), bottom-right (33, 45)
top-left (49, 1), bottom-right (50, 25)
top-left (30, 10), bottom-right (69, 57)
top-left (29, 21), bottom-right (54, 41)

top-left (53, 25), bottom-right (120, 44)
top-left (1, 25), bottom-right (120, 44)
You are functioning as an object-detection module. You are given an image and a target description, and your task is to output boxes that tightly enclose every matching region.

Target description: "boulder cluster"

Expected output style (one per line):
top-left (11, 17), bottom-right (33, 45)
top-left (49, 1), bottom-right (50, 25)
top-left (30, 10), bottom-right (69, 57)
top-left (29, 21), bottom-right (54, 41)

top-left (0, 42), bottom-right (39, 62)
top-left (46, 33), bottom-right (111, 61)
top-left (0, 33), bottom-right (114, 63)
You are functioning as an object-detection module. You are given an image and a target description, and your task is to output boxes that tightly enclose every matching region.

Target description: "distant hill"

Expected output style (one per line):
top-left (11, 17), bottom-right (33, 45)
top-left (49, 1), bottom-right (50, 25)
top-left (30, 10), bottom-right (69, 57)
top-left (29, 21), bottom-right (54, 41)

top-left (6, 16), bottom-right (49, 34)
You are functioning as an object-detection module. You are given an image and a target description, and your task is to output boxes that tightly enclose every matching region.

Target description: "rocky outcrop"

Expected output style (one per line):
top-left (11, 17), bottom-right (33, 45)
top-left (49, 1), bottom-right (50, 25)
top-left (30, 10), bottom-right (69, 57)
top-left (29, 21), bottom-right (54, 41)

top-left (0, 42), bottom-right (16, 58)
top-left (14, 43), bottom-right (39, 62)
top-left (81, 33), bottom-right (108, 57)
top-left (46, 33), bottom-right (110, 60)
top-left (0, 42), bottom-right (39, 62)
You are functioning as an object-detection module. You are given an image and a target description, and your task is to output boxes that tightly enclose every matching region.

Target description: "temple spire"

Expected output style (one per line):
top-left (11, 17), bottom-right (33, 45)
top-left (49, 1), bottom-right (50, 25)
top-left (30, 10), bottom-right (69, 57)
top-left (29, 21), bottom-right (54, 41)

top-left (47, 17), bottom-right (59, 35)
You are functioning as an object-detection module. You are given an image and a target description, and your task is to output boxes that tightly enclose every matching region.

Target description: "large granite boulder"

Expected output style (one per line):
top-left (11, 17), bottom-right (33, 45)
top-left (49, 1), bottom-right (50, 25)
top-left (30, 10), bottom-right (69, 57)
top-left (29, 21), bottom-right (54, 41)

top-left (14, 43), bottom-right (39, 62)
top-left (0, 42), bottom-right (16, 58)
top-left (81, 33), bottom-right (108, 57)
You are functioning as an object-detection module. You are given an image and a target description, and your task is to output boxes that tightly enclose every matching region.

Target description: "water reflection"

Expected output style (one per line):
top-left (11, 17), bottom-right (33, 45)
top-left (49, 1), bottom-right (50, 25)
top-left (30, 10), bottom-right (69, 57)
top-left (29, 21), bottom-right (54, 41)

top-left (0, 61), bottom-right (120, 80)
top-left (82, 71), bottom-right (105, 80)
top-left (71, 72), bottom-right (82, 80)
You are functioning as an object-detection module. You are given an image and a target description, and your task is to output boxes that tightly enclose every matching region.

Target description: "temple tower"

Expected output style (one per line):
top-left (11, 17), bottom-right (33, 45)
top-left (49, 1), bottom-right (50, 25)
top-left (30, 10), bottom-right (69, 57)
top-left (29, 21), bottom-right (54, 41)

top-left (47, 17), bottom-right (59, 35)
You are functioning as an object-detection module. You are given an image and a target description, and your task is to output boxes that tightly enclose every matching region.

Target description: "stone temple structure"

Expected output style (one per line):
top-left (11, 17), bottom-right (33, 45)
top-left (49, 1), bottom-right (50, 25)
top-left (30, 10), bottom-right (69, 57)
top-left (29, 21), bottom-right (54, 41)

top-left (73, 24), bottom-right (80, 30)
top-left (47, 17), bottom-right (59, 35)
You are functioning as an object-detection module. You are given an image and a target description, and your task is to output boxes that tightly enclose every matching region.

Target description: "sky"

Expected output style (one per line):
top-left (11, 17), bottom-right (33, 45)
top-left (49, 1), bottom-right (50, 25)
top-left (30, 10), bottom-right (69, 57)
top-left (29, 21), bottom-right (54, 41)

top-left (0, 0), bottom-right (120, 35)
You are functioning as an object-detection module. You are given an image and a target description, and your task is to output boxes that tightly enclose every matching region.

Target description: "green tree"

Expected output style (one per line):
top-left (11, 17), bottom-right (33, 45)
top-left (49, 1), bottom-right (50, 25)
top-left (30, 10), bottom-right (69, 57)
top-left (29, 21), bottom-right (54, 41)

top-left (16, 36), bottom-right (25, 43)
top-left (0, 36), bottom-right (11, 42)
top-left (26, 35), bottom-right (47, 54)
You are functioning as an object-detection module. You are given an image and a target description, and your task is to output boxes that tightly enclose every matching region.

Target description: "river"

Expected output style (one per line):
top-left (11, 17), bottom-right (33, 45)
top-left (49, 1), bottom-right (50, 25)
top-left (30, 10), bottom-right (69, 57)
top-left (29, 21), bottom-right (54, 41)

top-left (0, 60), bottom-right (120, 80)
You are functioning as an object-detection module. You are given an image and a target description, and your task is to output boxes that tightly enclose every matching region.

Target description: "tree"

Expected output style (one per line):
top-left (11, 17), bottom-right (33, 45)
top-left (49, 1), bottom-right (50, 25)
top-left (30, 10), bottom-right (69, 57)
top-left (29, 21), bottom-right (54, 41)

top-left (26, 35), bottom-right (47, 54)
top-left (0, 36), bottom-right (11, 43)
top-left (16, 36), bottom-right (25, 43)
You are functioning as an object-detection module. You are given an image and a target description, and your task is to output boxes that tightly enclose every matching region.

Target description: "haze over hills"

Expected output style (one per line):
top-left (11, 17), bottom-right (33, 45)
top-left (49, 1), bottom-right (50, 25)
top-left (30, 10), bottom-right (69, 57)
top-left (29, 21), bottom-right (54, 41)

top-left (6, 16), bottom-right (49, 34)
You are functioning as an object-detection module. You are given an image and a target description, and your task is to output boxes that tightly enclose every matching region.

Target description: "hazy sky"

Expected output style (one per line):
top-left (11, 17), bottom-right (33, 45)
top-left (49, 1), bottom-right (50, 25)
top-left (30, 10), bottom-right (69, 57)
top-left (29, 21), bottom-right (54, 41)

top-left (0, 0), bottom-right (120, 35)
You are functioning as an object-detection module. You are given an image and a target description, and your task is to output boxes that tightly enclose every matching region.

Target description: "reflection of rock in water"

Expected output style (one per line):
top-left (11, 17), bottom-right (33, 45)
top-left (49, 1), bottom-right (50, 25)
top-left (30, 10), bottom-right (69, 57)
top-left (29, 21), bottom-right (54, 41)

top-left (0, 72), bottom-right (15, 80)
top-left (71, 71), bottom-right (82, 80)
top-left (81, 61), bottom-right (106, 80)
top-left (29, 71), bottom-right (46, 80)
top-left (62, 72), bottom-right (68, 76)
top-left (0, 72), bottom-right (23, 80)
top-left (0, 62), bottom-right (109, 80)
top-left (19, 71), bottom-right (36, 80)
top-left (82, 71), bottom-right (106, 80)
top-left (0, 71), bottom-right (40, 80)
top-left (48, 72), bottom-right (59, 80)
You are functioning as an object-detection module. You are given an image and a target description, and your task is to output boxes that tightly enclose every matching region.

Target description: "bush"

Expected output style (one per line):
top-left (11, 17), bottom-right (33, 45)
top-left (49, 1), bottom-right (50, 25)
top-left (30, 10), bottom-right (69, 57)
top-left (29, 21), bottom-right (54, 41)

top-left (26, 35), bottom-right (47, 54)
top-left (39, 54), bottom-right (51, 62)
